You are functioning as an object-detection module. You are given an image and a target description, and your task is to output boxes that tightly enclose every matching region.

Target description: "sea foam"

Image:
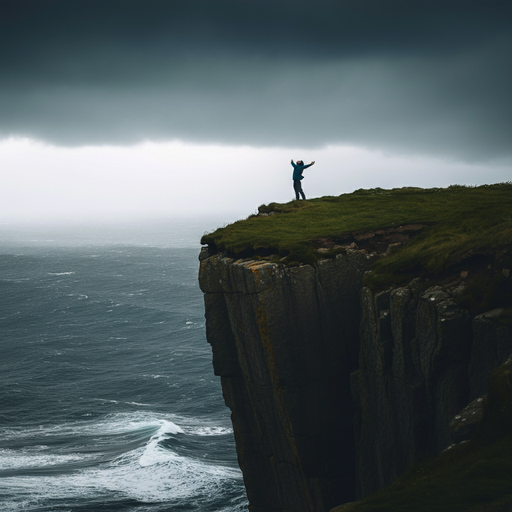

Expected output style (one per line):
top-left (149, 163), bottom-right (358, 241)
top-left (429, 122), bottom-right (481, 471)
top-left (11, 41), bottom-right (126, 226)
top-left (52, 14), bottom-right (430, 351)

top-left (0, 413), bottom-right (241, 509)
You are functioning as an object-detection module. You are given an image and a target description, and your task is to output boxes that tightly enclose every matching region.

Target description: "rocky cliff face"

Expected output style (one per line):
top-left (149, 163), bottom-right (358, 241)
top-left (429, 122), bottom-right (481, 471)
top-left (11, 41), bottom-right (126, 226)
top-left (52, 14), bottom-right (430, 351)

top-left (198, 248), bottom-right (512, 511)
top-left (199, 248), bottom-right (376, 511)
top-left (354, 282), bottom-right (512, 498)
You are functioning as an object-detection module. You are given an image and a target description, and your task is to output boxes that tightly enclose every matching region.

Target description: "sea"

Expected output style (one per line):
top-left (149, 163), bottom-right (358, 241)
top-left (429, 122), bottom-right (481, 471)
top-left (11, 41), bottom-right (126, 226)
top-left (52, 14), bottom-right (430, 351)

top-left (0, 219), bottom-right (248, 512)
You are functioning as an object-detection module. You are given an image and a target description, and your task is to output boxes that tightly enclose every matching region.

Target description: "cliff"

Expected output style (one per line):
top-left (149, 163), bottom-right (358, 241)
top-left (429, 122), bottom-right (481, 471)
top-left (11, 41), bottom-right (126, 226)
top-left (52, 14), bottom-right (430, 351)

top-left (198, 185), bottom-right (512, 511)
top-left (199, 249), bottom-right (376, 510)
top-left (199, 246), bottom-right (512, 511)
top-left (354, 281), bottom-right (512, 498)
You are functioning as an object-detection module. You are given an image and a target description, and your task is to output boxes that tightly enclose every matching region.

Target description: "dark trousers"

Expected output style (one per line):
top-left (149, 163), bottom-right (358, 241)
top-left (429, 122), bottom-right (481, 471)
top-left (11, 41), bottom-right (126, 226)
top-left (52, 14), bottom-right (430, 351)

top-left (293, 179), bottom-right (306, 200)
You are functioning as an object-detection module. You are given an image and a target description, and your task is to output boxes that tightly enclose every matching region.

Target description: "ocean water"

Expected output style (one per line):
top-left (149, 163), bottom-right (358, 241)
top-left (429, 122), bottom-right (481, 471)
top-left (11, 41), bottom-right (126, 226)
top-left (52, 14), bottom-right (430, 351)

top-left (0, 220), bottom-right (247, 512)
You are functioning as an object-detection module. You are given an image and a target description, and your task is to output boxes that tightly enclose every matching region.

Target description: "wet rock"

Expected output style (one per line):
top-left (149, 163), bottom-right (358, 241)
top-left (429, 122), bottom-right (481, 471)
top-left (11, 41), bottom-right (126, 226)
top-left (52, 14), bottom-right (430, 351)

top-left (449, 395), bottom-right (487, 444)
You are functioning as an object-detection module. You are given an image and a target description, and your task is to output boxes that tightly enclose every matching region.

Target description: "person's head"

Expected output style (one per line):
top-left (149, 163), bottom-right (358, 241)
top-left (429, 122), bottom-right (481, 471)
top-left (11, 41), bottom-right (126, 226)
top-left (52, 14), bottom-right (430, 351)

top-left (297, 160), bottom-right (304, 165)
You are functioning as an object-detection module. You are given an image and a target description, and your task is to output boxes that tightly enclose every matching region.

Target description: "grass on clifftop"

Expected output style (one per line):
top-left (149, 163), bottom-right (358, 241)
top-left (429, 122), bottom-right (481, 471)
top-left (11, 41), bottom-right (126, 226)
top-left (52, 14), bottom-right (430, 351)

top-left (201, 183), bottom-right (512, 291)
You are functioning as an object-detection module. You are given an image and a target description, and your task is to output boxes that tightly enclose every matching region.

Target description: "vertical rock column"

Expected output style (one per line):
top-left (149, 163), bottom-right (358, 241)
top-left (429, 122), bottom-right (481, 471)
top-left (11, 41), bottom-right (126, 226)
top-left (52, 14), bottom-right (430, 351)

top-left (469, 309), bottom-right (512, 400)
top-left (199, 250), bottom-right (374, 512)
top-left (354, 282), bottom-right (473, 497)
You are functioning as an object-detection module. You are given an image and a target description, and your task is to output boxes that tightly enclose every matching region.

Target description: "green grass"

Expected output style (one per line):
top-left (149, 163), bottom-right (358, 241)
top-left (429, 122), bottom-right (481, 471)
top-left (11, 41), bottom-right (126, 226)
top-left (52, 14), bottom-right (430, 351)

top-left (338, 358), bottom-right (512, 512)
top-left (202, 183), bottom-right (512, 287)
top-left (344, 440), bottom-right (512, 512)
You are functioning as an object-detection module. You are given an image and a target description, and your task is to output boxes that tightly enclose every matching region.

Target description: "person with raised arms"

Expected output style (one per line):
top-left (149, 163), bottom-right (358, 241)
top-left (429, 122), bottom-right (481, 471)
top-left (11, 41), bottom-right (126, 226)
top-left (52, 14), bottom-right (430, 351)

top-left (291, 159), bottom-right (315, 200)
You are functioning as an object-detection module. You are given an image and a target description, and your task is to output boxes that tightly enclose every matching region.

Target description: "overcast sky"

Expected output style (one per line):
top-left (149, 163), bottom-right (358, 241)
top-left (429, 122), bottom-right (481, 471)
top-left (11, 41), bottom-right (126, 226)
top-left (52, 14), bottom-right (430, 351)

top-left (1, 0), bottom-right (511, 224)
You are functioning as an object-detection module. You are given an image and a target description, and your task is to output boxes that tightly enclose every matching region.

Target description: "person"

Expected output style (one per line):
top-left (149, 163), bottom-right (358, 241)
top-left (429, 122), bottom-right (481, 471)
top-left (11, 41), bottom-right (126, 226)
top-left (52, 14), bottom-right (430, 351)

top-left (291, 159), bottom-right (315, 200)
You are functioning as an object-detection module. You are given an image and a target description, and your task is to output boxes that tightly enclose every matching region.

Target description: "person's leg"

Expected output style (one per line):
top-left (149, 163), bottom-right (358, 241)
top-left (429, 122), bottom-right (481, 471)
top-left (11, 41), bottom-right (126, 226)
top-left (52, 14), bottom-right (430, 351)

top-left (298, 181), bottom-right (306, 200)
top-left (293, 180), bottom-right (301, 200)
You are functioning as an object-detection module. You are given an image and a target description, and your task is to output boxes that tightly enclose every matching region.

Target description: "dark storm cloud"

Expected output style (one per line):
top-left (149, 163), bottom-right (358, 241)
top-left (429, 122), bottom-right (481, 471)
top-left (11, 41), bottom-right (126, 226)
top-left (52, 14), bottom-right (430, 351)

top-left (0, 0), bottom-right (510, 159)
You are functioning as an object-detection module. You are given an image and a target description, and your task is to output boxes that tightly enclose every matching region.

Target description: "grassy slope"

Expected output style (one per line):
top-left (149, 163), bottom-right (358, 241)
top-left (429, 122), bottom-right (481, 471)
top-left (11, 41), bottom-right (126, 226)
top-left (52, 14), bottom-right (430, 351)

top-left (202, 183), bottom-right (512, 290)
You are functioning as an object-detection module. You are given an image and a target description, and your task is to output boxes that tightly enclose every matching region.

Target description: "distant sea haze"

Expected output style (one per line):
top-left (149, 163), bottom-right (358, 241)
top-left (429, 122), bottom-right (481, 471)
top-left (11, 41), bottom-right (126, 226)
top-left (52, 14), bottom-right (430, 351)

top-left (0, 220), bottom-right (247, 511)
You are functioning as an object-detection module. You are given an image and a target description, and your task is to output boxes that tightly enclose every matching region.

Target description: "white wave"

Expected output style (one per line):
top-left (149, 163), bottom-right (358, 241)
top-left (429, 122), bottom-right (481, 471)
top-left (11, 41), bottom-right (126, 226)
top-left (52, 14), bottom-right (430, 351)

top-left (0, 448), bottom-right (97, 470)
top-left (0, 415), bottom-right (242, 509)
top-left (182, 321), bottom-right (205, 330)
top-left (91, 398), bottom-right (121, 404)
top-left (100, 399), bottom-right (158, 407)
top-left (0, 412), bottom-right (178, 441)
top-left (139, 421), bottom-right (184, 467)
top-left (185, 426), bottom-right (233, 436)
top-left (0, 448), bottom-right (242, 507)
top-left (66, 293), bottom-right (88, 299)
top-left (47, 272), bottom-right (75, 276)
top-left (152, 414), bottom-right (233, 435)
top-left (0, 409), bottom-right (243, 509)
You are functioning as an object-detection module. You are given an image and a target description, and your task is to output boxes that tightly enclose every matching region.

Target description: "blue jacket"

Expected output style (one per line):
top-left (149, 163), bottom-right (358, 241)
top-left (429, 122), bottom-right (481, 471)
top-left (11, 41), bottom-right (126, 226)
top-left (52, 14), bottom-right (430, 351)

top-left (291, 161), bottom-right (312, 180)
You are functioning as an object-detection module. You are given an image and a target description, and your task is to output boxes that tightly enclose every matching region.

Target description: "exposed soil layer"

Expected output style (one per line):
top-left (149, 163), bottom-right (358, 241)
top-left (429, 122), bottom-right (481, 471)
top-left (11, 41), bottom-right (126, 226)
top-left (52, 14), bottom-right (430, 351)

top-left (311, 223), bottom-right (434, 254)
top-left (203, 223), bottom-right (431, 260)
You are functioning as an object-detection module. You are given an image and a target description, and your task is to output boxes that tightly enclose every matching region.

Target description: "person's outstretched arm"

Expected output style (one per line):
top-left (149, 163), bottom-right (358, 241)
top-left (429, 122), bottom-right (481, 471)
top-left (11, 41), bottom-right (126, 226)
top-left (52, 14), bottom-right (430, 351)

top-left (303, 161), bottom-right (315, 169)
top-left (291, 159), bottom-right (296, 168)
